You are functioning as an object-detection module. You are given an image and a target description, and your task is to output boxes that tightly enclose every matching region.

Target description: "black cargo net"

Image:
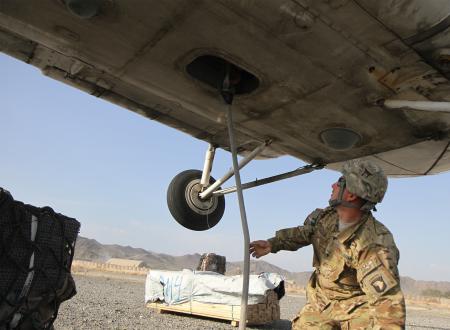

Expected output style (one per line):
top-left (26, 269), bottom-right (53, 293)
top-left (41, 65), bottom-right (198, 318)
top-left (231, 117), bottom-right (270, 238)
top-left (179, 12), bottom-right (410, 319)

top-left (0, 188), bottom-right (80, 329)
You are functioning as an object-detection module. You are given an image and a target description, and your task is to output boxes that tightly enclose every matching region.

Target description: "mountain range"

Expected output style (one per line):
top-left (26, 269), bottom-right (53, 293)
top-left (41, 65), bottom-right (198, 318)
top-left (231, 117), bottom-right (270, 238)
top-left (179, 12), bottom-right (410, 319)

top-left (74, 236), bottom-right (450, 295)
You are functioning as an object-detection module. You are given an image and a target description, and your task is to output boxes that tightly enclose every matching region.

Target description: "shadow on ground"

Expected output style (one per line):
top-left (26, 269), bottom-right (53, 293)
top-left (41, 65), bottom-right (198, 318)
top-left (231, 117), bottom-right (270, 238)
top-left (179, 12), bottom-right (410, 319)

top-left (250, 319), bottom-right (292, 329)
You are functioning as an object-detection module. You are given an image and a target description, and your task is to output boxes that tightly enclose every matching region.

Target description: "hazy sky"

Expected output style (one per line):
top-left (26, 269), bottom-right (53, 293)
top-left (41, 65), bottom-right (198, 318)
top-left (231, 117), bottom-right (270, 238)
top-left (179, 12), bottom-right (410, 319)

top-left (2, 54), bottom-right (450, 281)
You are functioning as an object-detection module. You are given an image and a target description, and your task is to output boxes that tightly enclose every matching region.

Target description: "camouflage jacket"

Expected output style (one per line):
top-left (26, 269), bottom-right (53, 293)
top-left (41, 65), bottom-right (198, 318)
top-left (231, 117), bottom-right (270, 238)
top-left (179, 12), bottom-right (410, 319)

top-left (268, 207), bottom-right (405, 329)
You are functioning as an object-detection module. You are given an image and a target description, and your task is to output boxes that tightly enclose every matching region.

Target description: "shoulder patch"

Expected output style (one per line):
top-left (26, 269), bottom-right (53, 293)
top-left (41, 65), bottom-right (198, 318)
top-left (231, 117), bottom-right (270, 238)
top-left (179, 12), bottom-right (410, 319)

top-left (359, 252), bottom-right (399, 298)
top-left (362, 266), bottom-right (398, 297)
top-left (370, 275), bottom-right (387, 293)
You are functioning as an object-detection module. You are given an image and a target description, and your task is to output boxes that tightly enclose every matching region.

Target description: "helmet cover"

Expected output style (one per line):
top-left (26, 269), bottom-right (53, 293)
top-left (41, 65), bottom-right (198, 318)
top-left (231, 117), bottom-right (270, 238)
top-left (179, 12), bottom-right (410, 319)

top-left (341, 159), bottom-right (388, 203)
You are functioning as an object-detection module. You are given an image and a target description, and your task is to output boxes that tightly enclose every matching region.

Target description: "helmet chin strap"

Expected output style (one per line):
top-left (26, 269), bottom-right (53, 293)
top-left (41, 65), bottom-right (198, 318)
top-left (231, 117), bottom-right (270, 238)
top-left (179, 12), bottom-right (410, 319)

top-left (328, 178), bottom-right (361, 209)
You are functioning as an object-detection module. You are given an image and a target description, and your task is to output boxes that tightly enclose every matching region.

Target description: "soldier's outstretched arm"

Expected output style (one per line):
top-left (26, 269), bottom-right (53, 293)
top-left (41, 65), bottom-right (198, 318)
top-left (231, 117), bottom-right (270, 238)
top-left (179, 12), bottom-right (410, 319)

top-left (263, 208), bottom-right (323, 253)
top-left (357, 246), bottom-right (406, 329)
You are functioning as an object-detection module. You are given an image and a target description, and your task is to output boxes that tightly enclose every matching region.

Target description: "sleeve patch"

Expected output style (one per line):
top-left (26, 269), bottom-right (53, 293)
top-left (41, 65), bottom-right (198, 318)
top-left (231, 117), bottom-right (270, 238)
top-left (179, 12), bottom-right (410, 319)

top-left (370, 275), bottom-right (387, 293)
top-left (362, 265), bottom-right (398, 297)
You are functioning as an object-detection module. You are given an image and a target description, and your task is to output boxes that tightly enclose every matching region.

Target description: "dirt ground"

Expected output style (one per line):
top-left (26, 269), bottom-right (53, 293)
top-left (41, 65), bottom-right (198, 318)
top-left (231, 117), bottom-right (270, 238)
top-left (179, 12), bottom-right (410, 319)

top-left (53, 271), bottom-right (450, 330)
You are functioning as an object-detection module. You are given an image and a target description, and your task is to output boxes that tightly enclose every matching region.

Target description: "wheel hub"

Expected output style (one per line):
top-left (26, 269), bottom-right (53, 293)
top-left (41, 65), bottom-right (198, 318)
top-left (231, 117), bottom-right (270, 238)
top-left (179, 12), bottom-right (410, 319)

top-left (185, 179), bottom-right (218, 215)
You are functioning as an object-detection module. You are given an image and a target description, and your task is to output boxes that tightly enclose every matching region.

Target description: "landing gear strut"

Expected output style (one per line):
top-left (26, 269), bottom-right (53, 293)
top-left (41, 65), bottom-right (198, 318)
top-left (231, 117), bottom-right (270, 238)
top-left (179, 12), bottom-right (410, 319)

top-left (165, 63), bottom-right (324, 229)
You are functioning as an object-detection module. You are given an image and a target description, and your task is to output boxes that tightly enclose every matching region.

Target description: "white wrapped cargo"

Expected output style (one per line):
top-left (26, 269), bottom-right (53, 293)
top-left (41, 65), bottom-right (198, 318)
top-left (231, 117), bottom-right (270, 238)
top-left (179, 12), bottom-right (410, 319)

top-left (145, 269), bottom-right (284, 305)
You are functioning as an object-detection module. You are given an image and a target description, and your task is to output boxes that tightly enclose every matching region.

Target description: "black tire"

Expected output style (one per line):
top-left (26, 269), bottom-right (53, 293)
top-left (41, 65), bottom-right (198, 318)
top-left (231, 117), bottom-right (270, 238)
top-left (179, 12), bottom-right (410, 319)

top-left (167, 170), bottom-right (225, 231)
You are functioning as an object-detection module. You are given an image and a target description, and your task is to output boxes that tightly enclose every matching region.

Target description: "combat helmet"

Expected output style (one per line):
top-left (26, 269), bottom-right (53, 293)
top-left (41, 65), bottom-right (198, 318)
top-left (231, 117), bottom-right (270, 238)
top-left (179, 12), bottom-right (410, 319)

top-left (329, 159), bottom-right (388, 211)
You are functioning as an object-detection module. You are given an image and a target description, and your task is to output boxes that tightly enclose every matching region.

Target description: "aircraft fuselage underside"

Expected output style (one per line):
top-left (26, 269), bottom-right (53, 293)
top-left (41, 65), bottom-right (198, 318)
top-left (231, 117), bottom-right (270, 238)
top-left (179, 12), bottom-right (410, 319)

top-left (1, 0), bottom-right (450, 176)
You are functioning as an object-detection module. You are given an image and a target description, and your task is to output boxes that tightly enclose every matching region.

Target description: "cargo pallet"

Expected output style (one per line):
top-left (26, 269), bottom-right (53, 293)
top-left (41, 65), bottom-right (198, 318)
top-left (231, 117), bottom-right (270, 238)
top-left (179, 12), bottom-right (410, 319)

top-left (147, 290), bottom-right (280, 327)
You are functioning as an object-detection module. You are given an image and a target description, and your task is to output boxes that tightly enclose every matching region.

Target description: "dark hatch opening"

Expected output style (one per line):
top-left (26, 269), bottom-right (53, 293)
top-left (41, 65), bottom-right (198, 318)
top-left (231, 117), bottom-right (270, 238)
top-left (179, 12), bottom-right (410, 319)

top-left (320, 128), bottom-right (361, 150)
top-left (186, 55), bottom-right (259, 95)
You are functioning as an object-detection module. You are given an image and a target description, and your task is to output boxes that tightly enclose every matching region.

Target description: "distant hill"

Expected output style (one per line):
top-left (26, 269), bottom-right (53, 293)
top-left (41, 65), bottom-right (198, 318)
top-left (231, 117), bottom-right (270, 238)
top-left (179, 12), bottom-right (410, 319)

top-left (74, 236), bottom-right (450, 295)
top-left (75, 236), bottom-right (201, 271)
top-left (400, 276), bottom-right (450, 295)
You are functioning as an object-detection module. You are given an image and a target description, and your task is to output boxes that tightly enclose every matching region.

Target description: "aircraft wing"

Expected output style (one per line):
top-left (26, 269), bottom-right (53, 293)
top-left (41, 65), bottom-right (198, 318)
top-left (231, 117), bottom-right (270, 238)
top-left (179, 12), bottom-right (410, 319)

top-left (1, 0), bottom-right (450, 176)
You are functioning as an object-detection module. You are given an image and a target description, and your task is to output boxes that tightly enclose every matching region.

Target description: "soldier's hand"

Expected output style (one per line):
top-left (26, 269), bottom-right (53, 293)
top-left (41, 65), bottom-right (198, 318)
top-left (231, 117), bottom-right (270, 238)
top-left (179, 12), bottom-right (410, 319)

top-left (249, 240), bottom-right (271, 258)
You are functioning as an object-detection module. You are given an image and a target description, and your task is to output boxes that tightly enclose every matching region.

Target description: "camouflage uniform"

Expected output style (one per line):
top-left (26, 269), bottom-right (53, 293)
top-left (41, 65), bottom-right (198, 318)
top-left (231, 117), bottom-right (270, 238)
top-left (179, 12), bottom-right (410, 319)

top-left (268, 207), bottom-right (405, 329)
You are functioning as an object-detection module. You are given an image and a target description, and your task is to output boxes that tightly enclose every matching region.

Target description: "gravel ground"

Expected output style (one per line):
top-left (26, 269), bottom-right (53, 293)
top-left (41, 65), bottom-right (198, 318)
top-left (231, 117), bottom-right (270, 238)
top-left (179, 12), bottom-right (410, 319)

top-left (54, 274), bottom-right (450, 330)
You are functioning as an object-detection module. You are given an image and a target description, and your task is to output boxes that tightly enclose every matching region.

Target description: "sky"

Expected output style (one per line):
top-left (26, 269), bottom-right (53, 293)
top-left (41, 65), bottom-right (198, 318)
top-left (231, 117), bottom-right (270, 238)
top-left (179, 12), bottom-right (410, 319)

top-left (2, 53), bottom-right (450, 282)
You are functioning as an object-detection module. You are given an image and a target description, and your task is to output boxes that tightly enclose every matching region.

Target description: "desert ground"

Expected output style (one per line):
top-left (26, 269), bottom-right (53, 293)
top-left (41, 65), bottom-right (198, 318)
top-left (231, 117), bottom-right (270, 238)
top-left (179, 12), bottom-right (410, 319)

top-left (53, 273), bottom-right (450, 330)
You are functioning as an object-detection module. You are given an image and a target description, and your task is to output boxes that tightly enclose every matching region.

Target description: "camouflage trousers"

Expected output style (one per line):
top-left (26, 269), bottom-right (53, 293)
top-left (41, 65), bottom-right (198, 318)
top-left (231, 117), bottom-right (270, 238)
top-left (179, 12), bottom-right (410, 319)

top-left (292, 301), bottom-right (372, 330)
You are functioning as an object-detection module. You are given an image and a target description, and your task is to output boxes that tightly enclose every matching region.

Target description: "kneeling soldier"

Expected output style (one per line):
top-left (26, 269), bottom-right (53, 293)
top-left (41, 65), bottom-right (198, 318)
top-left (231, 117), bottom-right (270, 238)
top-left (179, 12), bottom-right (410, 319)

top-left (250, 159), bottom-right (405, 329)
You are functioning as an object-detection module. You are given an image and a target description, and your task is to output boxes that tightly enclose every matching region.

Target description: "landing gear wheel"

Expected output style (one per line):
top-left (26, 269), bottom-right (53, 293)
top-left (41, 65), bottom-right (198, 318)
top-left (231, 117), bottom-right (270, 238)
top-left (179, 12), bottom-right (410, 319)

top-left (167, 170), bottom-right (225, 231)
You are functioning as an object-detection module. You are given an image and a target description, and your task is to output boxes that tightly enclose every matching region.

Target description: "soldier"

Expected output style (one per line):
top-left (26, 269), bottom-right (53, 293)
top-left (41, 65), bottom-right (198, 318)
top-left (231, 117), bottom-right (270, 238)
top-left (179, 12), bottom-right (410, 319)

top-left (250, 159), bottom-right (405, 329)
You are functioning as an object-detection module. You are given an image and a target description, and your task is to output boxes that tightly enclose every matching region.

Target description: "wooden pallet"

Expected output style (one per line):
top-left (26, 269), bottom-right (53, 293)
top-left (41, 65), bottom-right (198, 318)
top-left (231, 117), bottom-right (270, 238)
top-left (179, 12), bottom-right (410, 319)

top-left (147, 290), bottom-right (280, 327)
